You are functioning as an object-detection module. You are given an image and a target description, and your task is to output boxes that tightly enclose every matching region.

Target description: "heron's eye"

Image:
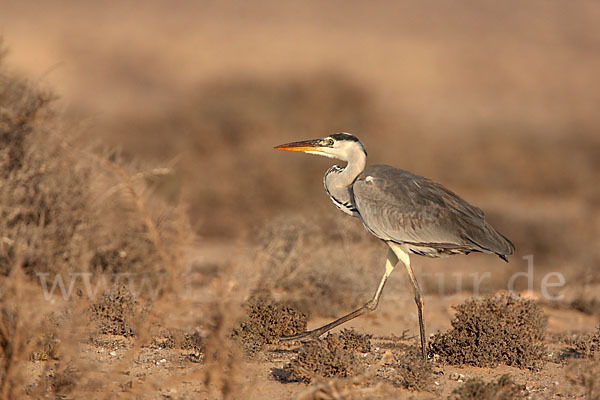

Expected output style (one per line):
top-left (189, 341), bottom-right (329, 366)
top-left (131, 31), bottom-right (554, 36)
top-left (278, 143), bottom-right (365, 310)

top-left (326, 138), bottom-right (335, 146)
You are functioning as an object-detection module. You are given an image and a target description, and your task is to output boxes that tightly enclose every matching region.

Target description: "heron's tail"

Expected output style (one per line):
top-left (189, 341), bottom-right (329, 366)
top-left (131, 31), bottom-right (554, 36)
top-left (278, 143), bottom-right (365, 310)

top-left (468, 222), bottom-right (515, 262)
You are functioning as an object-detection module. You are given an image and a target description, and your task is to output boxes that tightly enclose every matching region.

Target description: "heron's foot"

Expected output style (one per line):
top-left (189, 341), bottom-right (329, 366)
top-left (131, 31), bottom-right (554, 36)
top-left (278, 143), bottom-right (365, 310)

top-left (279, 329), bottom-right (323, 342)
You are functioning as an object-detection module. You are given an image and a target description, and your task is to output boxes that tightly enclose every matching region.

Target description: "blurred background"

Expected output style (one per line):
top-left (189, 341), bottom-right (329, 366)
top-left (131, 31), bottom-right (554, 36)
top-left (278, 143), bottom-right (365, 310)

top-left (2, 4), bottom-right (600, 397)
top-left (2, 0), bottom-right (599, 294)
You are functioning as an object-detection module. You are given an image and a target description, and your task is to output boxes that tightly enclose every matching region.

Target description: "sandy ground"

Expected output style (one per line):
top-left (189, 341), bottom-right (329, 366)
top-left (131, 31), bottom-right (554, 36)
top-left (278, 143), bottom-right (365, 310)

top-left (2, 2), bottom-right (599, 398)
top-left (24, 293), bottom-right (597, 399)
top-left (19, 242), bottom-right (598, 399)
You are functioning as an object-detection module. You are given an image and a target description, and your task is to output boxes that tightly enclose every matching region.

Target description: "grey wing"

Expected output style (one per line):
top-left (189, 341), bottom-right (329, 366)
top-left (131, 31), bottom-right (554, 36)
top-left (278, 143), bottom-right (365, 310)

top-left (352, 165), bottom-right (514, 257)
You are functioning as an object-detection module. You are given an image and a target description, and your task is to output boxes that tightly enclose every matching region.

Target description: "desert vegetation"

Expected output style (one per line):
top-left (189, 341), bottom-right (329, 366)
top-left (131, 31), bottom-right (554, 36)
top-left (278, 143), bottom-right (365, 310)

top-left (0, 1), bottom-right (599, 398)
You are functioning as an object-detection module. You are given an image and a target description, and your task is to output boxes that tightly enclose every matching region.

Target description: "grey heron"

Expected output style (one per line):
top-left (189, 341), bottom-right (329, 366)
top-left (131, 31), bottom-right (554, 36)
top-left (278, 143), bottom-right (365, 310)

top-left (274, 132), bottom-right (514, 359)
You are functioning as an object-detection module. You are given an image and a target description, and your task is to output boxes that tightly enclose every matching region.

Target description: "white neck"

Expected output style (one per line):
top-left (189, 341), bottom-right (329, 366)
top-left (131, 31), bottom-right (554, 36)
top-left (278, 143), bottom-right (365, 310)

top-left (336, 147), bottom-right (366, 188)
top-left (323, 146), bottom-right (366, 217)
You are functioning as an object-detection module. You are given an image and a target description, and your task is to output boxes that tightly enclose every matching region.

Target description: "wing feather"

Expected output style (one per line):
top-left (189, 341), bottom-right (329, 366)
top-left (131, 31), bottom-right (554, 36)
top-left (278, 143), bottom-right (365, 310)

top-left (352, 165), bottom-right (514, 256)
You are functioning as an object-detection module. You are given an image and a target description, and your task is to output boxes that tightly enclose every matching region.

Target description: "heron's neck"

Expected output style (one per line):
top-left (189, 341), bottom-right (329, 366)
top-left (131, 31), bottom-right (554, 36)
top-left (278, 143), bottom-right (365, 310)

top-left (337, 150), bottom-right (366, 187)
top-left (323, 150), bottom-right (365, 217)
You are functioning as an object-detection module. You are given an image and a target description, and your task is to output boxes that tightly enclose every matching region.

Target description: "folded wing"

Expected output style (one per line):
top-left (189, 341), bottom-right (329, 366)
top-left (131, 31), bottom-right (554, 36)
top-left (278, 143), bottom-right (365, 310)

top-left (352, 165), bottom-right (514, 258)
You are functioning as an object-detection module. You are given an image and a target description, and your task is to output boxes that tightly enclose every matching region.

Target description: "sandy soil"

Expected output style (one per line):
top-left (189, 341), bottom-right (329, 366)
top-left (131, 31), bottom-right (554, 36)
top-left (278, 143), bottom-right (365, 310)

top-left (23, 294), bottom-right (597, 399)
top-left (2, 2), bottom-right (598, 398)
top-left (19, 242), bottom-right (598, 399)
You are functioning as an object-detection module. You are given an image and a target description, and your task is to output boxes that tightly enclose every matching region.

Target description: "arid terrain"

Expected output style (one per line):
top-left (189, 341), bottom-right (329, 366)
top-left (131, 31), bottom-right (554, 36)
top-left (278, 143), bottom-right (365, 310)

top-left (1, 1), bottom-right (599, 399)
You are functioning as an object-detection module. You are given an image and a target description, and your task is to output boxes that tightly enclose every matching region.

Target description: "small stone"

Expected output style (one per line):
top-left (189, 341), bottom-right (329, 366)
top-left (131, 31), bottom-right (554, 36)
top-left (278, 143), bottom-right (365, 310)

top-left (109, 351), bottom-right (117, 356)
top-left (381, 350), bottom-right (394, 363)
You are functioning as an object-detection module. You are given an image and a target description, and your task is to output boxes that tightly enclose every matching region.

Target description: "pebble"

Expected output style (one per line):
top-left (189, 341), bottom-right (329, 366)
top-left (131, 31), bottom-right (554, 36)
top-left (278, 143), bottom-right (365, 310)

top-left (450, 373), bottom-right (468, 382)
top-left (109, 351), bottom-right (117, 356)
top-left (381, 350), bottom-right (395, 363)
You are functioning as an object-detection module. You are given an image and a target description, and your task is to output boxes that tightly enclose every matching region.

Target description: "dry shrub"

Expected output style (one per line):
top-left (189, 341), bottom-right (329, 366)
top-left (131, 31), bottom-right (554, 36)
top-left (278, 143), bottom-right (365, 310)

top-left (0, 68), bottom-right (82, 280)
top-left (89, 283), bottom-right (146, 337)
top-left (0, 267), bottom-right (74, 400)
top-left (295, 378), bottom-right (389, 400)
top-left (104, 73), bottom-right (376, 238)
top-left (0, 269), bottom-right (37, 399)
top-left (200, 289), bottom-right (246, 399)
top-left (45, 365), bottom-right (80, 398)
top-left (570, 297), bottom-right (600, 317)
top-left (29, 313), bottom-right (62, 362)
top-left (426, 132), bottom-right (600, 201)
top-left (375, 343), bottom-right (433, 391)
top-left (0, 44), bottom-right (192, 399)
top-left (232, 295), bottom-right (307, 354)
top-left (430, 292), bottom-right (547, 370)
top-left (327, 329), bottom-right (372, 353)
top-left (253, 215), bottom-right (380, 318)
top-left (566, 360), bottom-right (600, 400)
top-left (278, 329), bottom-right (371, 384)
top-left (151, 328), bottom-right (204, 353)
top-left (544, 285), bottom-right (600, 323)
top-left (574, 326), bottom-right (600, 360)
top-left (448, 374), bottom-right (528, 400)
top-left (0, 53), bottom-right (187, 287)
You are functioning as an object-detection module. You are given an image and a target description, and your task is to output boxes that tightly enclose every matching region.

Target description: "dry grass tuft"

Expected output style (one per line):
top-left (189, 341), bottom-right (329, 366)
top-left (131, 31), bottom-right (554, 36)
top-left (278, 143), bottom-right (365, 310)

top-left (448, 374), bottom-right (528, 400)
top-left (430, 292), bottom-right (547, 370)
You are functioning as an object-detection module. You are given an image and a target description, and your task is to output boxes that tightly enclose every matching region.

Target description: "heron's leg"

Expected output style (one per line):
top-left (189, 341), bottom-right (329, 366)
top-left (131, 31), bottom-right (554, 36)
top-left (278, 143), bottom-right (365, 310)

top-left (280, 248), bottom-right (398, 341)
top-left (389, 243), bottom-right (427, 360)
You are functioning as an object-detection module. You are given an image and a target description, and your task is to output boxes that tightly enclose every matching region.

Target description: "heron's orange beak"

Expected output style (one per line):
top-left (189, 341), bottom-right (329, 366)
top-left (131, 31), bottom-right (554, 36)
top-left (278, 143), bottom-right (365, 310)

top-left (274, 139), bottom-right (324, 152)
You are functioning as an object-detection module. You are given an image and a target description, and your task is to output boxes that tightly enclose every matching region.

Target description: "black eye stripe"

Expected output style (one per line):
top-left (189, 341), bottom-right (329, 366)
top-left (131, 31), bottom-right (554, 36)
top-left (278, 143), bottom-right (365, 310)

top-left (330, 132), bottom-right (360, 142)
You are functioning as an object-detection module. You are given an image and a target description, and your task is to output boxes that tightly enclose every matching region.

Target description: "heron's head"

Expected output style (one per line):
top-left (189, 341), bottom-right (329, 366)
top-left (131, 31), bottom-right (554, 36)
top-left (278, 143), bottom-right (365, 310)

top-left (274, 133), bottom-right (366, 162)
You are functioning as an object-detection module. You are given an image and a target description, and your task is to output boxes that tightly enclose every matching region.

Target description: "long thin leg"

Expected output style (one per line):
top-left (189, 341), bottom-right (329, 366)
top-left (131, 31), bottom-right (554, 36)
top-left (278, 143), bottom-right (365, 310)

top-left (389, 243), bottom-right (427, 360)
top-left (280, 248), bottom-right (398, 341)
